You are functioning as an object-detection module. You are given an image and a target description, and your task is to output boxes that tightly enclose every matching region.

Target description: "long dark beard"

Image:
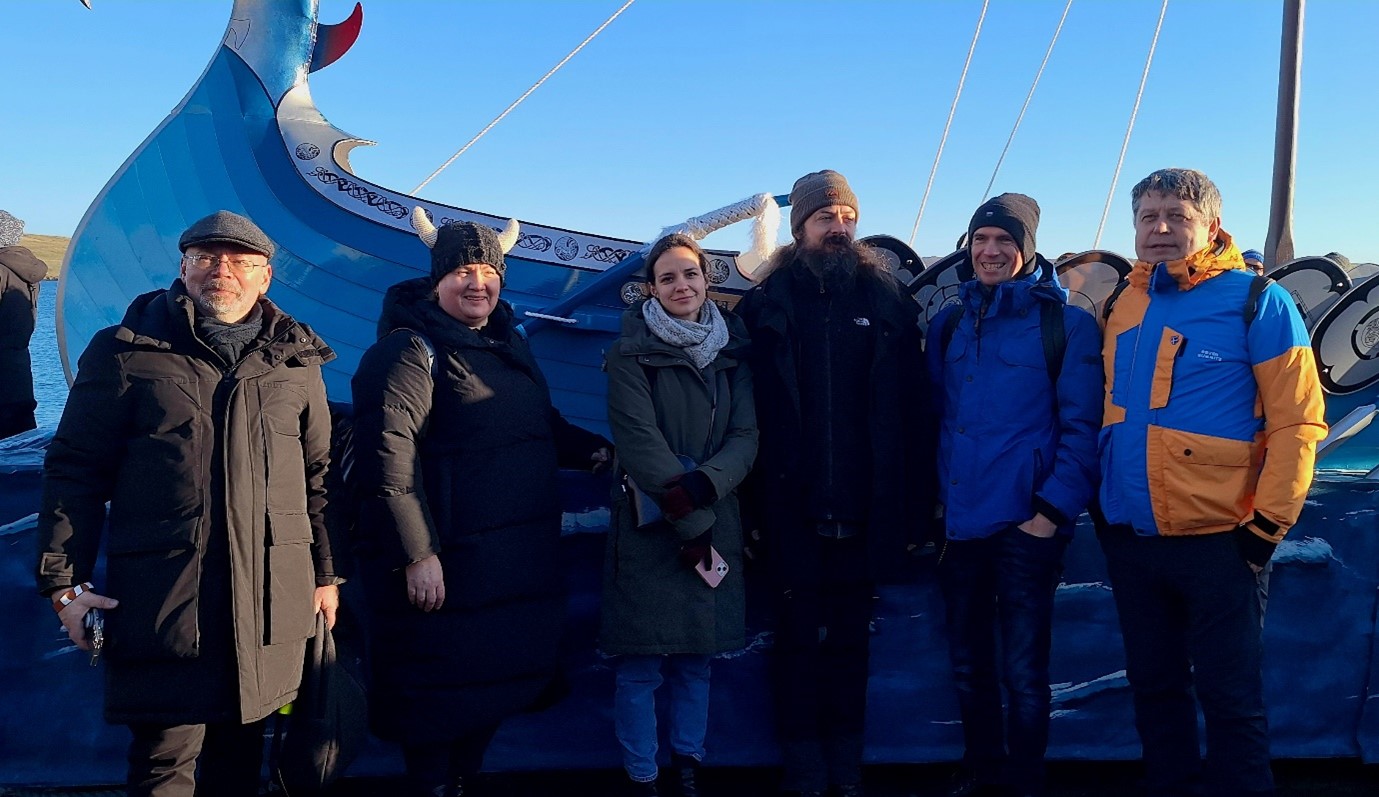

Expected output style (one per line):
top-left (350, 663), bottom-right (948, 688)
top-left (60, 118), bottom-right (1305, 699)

top-left (800, 233), bottom-right (863, 291)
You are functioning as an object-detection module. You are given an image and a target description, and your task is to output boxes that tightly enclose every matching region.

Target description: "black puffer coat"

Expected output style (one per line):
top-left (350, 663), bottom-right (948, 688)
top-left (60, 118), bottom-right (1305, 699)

top-left (0, 245), bottom-right (45, 414)
top-left (350, 278), bottom-right (609, 744)
top-left (36, 282), bottom-right (340, 724)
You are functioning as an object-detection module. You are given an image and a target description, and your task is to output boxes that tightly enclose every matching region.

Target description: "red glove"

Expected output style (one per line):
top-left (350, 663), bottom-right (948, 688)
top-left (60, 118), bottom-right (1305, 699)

top-left (678, 531), bottom-right (712, 570)
top-left (662, 484), bottom-right (696, 522)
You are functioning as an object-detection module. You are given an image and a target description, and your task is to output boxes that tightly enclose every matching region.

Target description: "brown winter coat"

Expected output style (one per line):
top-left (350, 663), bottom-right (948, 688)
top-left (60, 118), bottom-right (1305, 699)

top-left (36, 281), bottom-right (340, 725)
top-left (0, 245), bottom-right (45, 410)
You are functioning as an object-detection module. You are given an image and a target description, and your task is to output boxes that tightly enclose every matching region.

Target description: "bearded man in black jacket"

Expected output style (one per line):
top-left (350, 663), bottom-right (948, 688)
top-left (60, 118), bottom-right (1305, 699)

top-left (736, 170), bottom-right (931, 797)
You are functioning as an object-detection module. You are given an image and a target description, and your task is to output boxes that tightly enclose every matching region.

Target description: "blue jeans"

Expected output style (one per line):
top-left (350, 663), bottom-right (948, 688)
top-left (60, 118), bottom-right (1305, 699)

top-left (939, 526), bottom-right (1066, 795)
top-left (1100, 525), bottom-right (1274, 797)
top-left (613, 653), bottom-right (712, 782)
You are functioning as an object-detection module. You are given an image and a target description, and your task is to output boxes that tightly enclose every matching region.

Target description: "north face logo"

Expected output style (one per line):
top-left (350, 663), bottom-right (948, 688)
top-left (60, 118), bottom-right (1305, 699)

top-left (825, 188), bottom-right (839, 198)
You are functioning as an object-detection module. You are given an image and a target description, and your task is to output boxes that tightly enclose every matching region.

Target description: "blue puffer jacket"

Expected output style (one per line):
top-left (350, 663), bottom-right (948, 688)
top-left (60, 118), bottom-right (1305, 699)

top-left (926, 258), bottom-right (1103, 539)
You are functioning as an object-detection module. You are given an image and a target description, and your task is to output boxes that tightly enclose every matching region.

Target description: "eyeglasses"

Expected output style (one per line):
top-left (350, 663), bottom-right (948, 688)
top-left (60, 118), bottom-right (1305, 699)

top-left (182, 254), bottom-right (266, 273)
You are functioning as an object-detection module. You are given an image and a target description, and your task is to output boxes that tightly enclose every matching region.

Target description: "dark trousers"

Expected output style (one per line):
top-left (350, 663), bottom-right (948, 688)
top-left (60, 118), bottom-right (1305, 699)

top-left (402, 723), bottom-right (500, 796)
top-left (0, 401), bottom-right (35, 440)
top-left (939, 527), bottom-right (1065, 795)
top-left (1100, 526), bottom-right (1273, 797)
top-left (126, 719), bottom-right (266, 797)
top-left (773, 536), bottom-right (873, 792)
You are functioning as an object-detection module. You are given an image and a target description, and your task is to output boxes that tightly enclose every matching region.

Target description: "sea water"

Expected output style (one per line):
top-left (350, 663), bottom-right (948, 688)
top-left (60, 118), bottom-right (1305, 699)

top-left (31, 284), bottom-right (67, 429)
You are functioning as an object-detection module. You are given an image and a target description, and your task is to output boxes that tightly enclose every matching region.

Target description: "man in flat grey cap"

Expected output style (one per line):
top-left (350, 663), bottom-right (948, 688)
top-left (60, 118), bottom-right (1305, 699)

top-left (37, 210), bottom-right (342, 796)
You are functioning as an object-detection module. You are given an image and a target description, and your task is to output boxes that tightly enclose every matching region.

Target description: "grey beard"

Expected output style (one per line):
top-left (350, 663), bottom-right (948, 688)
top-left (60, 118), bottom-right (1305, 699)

top-left (193, 280), bottom-right (245, 317)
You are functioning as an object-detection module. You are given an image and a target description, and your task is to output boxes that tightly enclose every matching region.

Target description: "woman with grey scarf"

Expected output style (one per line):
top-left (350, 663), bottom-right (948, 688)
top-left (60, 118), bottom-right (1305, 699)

top-left (600, 233), bottom-right (759, 796)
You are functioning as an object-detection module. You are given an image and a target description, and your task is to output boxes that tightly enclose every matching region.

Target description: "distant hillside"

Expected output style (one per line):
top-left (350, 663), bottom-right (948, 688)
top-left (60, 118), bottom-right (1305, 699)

top-left (17, 235), bottom-right (68, 279)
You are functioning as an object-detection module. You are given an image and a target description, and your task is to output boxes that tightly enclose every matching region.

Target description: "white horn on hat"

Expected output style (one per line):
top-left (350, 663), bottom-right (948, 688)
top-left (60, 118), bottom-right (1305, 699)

top-left (411, 206), bottom-right (438, 249)
top-left (497, 218), bottom-right (520, 255)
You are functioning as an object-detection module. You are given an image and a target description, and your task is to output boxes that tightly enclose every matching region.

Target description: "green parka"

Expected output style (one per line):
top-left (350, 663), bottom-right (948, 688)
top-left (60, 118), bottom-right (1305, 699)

top-left (599, 303), bottom-right (758, 656)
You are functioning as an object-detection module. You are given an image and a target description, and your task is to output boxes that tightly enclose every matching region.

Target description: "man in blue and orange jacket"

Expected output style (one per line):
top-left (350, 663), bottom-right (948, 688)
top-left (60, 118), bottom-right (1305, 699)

top-left (1099, 168), bottom-right (1327, 797)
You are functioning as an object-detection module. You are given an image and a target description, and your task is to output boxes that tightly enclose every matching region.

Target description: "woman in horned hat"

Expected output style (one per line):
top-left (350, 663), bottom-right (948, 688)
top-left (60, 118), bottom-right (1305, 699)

top-left (350, 213), bottom-right (610, 797)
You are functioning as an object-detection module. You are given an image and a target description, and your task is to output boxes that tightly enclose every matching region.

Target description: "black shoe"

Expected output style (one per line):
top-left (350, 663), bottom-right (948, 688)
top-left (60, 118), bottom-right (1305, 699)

top-left (671, 754), bottom-right (700, 797)
top-left (628, 777), bottom-right (659, 796)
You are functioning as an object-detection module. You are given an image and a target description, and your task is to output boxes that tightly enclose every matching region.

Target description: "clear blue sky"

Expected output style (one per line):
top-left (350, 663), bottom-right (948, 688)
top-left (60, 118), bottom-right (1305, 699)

top-left (2, 0), bottom-right (1376, 263)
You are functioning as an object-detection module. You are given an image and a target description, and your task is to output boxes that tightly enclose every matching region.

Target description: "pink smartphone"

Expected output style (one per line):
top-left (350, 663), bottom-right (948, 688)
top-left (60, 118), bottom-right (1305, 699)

top-left (695, 546), bottom-right (730, 589)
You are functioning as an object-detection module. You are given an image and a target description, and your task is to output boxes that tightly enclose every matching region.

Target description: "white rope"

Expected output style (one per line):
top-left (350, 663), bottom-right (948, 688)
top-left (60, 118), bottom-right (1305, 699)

top-left (1093, 0), bottom-right (1169, 249)
top-left (651, 193), bottom-right (781, 272)
top-left (909, 0), bottom-right (989, 247)
top-left (411, 0), bottom-right (637, 194)
top-left (980, 0), bottom-right (1073, 204)
top-left (656, 194), bottom-right (777, 240)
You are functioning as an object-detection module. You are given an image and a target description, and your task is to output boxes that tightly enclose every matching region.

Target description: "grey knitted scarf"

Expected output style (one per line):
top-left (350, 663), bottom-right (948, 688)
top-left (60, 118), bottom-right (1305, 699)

top-left (642, 295), bottom-right (729, 370)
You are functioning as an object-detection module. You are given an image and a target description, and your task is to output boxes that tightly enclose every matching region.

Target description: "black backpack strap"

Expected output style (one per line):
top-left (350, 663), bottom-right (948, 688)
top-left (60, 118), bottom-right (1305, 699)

top-left (1102, 280), bottom-right (1131, 324)
top-left (1244, 275), bottom-right (1272, 328)
top-left (939, 305), bottom-right (965, 357)
top-left (1040, 301), bottom-right (1067, 384)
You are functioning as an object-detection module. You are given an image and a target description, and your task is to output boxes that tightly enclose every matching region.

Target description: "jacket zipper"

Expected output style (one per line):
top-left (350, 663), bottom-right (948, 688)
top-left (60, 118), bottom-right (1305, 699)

top-left (822, 284), bottom-right (835, 520)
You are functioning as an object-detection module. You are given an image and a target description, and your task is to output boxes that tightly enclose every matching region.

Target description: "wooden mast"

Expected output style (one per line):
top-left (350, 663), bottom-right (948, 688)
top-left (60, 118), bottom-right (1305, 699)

top-left (1265, 0), bottom-right (1305, 268)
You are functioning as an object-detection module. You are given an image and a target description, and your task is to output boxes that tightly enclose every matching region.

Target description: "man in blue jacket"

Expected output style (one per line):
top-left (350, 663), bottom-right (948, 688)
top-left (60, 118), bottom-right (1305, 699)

top-left (926, 194), bottom-right (1103, 797)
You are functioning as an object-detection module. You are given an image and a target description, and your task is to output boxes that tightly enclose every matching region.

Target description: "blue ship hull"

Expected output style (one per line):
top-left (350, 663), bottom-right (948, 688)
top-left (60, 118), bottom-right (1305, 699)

top-left (4, 441), bottom-right (1379, 784)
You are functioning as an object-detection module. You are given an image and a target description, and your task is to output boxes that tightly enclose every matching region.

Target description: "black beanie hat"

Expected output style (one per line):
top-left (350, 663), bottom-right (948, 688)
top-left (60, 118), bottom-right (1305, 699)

top-left (789, 170), bottom-right (859, 237)
top-left (968, 193), bottom-right (1040, 268)
top-left (430, 221), bottom-right (507, 285)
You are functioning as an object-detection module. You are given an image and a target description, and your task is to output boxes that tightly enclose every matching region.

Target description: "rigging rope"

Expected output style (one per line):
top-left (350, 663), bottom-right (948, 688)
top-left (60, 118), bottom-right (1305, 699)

top-left (979, 0), bottom-right (1074, 204)
top-left (1093, 0), bottom-right (1169, 249)
top-left (909, 0), bottom-right (990, 248)
top-left (411, 0), bottom-right (637, 194)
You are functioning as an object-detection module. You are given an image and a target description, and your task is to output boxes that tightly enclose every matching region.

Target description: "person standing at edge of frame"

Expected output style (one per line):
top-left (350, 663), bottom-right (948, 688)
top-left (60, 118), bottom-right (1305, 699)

top-left (0, 210), bottom-right (45, 439)
top-left (1098, 168), bottom-right (1327, 797)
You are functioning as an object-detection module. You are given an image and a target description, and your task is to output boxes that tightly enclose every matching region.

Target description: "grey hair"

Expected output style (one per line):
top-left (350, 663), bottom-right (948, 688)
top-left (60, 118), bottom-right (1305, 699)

top-left (1130, 168), bottom-right (1222, 223)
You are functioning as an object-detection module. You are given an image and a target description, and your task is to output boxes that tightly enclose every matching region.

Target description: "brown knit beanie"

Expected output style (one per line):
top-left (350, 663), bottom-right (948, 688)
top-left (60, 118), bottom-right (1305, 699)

top-left (431, 221), bottom-right (507, 285)
top-left (789, 170), bottom-right (859, 237)
top-left (968, 193), bottom-right (1040, 267)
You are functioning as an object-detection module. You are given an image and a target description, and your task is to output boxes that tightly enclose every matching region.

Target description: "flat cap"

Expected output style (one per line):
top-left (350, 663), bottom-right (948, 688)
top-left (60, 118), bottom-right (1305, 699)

top-left (179, 210), bottom-right (276, 258)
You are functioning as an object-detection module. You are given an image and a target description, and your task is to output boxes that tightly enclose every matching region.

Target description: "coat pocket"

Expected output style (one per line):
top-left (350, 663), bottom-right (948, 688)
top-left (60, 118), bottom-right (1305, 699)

top-left (105, 516), bottom-right (201, 662)
top-left (266, 512), bottom-right (316, 645)
top-left (1155, 427), bottom-right (1253, 531)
